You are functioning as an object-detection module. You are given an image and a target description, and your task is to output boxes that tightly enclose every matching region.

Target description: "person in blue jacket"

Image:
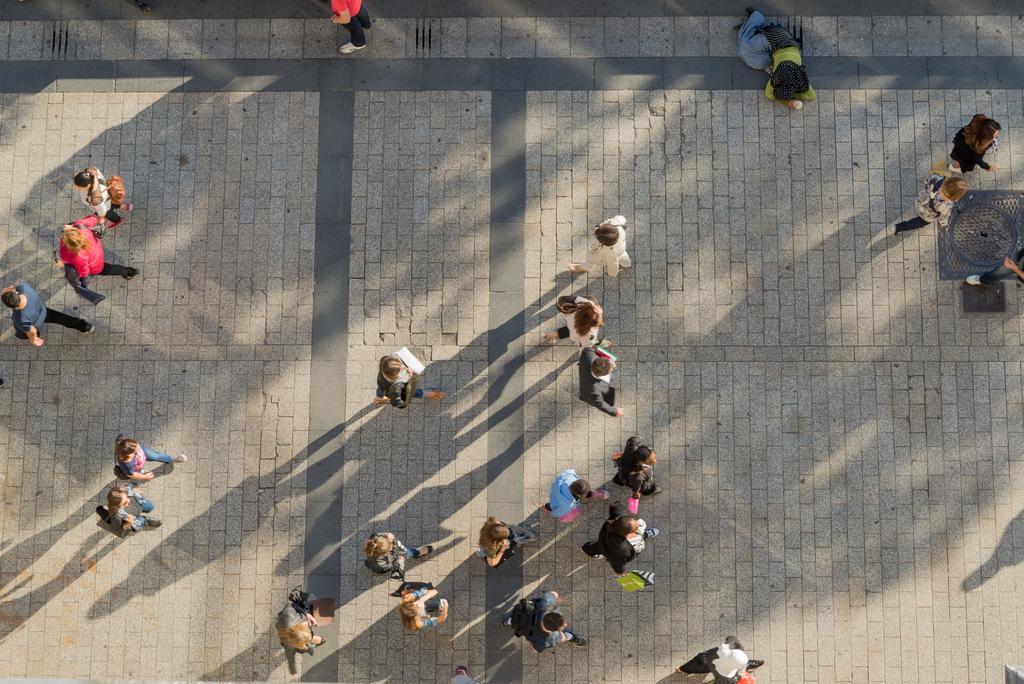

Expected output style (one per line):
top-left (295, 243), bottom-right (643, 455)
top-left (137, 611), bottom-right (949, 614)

top-left (543, 469), bottom-right (608, 523)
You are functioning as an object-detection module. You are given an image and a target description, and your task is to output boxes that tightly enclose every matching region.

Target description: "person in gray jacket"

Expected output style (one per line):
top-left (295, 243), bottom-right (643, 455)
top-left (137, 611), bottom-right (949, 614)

top-left (885, 175), bottom-right (966, 235)
top-left (578, 347), bottom-right (622, 417)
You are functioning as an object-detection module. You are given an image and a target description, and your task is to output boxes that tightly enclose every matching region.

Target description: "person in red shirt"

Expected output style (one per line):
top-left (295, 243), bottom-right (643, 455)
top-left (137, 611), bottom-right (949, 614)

top-left (55, 216), bottom-right (139, 303)
top-left (330, 0), bottom-right (371, 54)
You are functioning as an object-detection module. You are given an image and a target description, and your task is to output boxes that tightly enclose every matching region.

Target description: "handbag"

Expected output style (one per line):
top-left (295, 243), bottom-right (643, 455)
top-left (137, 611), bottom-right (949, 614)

top-left (107, 176), bottom-right (127, 205)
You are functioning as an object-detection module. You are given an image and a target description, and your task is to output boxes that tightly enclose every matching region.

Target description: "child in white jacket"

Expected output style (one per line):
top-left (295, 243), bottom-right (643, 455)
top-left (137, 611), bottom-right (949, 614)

top-left (568, 215), bottom-right (631, 277)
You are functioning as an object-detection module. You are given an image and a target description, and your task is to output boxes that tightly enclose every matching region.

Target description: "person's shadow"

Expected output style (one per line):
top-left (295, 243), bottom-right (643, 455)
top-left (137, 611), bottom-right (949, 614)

top-left (962, 508), bottom-right (1024, 591)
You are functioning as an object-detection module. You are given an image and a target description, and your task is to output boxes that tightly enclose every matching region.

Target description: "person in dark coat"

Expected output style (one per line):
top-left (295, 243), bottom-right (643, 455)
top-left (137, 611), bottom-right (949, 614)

top-left (677, 636), bottom-right (764, 682)
top-left (949, 114), bottom-right (1001, 173)
top-left (578, 347), bottom-right (622, 417)
top-left (581, 502), bottom-right (658, 575)
top-left (612, 436), bottom-right (662, 498)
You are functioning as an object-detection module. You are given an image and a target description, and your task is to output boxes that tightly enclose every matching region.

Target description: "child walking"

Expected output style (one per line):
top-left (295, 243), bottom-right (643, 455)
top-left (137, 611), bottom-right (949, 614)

top-left (567, 216), bottom-right (631, 277)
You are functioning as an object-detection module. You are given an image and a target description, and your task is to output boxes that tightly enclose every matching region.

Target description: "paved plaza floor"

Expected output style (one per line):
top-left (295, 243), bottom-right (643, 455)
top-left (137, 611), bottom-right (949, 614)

top-left (0, 1), bottom-right (1022, 683)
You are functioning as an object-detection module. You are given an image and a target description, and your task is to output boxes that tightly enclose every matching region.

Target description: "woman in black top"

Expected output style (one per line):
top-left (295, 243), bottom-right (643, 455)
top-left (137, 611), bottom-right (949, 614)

top-left (949, 114), bottom-right (1001, 173)
top-left (581, 502), bottom-right (659, 575)
top-left (611, 436), bottom-right (662, 497)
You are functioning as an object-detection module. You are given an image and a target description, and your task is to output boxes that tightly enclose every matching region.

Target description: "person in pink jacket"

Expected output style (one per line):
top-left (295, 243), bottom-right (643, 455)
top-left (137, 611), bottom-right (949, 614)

top-left (330, 0), bottom-right (371, 54)
top-left (54, 216), bottom-right (139, 303)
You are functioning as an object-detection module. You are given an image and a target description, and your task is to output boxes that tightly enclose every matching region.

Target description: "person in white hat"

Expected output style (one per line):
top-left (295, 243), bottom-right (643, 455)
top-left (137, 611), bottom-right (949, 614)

top-left (677, 635), bottom-right (764, 682)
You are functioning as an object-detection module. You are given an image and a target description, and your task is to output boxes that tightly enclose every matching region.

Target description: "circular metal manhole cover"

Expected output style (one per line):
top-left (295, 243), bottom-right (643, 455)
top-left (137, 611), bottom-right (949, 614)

top-left (952, 203), bottom-right (1016, 265)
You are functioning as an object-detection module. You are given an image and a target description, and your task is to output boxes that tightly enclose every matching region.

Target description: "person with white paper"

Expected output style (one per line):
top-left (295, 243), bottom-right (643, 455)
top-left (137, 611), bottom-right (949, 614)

top-left (373, 352), bottom-right (443, 408)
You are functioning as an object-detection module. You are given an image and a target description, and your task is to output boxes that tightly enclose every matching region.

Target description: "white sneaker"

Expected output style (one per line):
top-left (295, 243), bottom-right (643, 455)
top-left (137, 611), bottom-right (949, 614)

top-left (174, 454), bottom-right (189, 463)
top-left (337, 43), bottom-right (366, 55)
top-left (965, 275), bottom-right (982, 286)
top-left (948, 163), bottom-right (962, 174)
top-left (885, 223), bottom-right (897, 237)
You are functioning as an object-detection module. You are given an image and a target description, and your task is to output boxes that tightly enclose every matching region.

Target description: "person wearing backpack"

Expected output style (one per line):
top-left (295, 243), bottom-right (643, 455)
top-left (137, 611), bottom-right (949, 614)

top-left (885, 175), bottom-right (966, 236)
top-left (72, 167), bottom-right (133, 229)
top-left (114, 433), bottom-right (188, 481)
top-left (612, 436), bottom-right (662, 498)
top-left (543, 469), bottom-right (608, 523)
top-left (567, 215), bottom-right (632, 278)
top-left (374, 354), bottom-right (444, 408)
top-left (677, 636), bottom-right (764, 682)
top-left (55, 216), bottom-right (140, 304)
top-left (501, 590), bottom-right (587, 651)
top-left (363, 532), bottom-right (433, 579)
top-left (101, 483), bottom-right (161, 533)
top-left (581, 502), bottom-right (659, 575)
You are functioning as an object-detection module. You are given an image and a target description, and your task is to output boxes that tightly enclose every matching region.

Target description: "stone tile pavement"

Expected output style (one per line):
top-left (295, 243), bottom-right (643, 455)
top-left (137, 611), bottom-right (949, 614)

top-left (3, 15), bottom-right (1024, 61)
top-left (521, 89), bottom-right (1024, 683)
top-left (0, 90), bottom-right (317, 680)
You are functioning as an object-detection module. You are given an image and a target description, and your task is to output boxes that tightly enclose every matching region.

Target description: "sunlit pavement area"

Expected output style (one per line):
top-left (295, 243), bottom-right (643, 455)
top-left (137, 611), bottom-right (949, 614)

top-left (0, 1), bottom-right (1022, 682)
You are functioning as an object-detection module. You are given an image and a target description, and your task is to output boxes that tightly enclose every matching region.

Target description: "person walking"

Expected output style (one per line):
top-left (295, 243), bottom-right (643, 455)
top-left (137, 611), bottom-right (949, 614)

top-left (581, 501), bottom-right (659, 576)
top-left (966, 246), bottom-right (1024, 287)
top-left (72, 167), bottom-right (133, 228)
top-left (450, 666), bottom-right (479, 684)
top-left (677, 636), bottom-right (764, 682)
top-left (736, 7), bottom-right (815, 109)
top-left (102, 483), bottom-right (161, 532)
top-left (885, 174), bottom-right (966, 236)
top-left (2, 283), bottom-right (94, 345)
top-left (331, 0), bottom-right (371, 55)
top-left (543, 295), bottom-right (605, 348)
top-left (578, 345), bottom-right (622, 417)
top-left (612, 436), bottom-right (662, 498)
top-left (114, 434), bottom-right (188, 481)
top-left (567, 216), bottom-right (632, 278)
top-left (501, 590), bottom-right (587, 651)
top-left (374, 354), bottom-right (444, 408)
top-left (277, 588), bottom-right (326, 654)
top-left (949, 114), bottom-right (1001, 173)
top-left (397, 585), bottom-right (449, 631)
top-left (55, 216), bottom-right (139, 303)
top-left (364, 532), bottom-right (434, 578)
top-left (476, 517), bottom-right (537, 569)
top-left (544, 469), bottom-right (608, 523)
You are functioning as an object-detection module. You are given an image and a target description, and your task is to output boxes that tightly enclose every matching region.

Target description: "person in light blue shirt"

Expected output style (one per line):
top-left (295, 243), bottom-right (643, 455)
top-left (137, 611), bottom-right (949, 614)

top-left (544, 469), bottom-right (608, 523)
top-left (398, 586), bottom-right (448, 631)
top-left (2, 283), bottom-right (93, 345)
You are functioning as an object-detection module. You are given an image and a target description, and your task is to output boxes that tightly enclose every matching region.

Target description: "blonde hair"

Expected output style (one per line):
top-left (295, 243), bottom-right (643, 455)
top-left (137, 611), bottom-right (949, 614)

top-left (478, 517), bottom-right (510, 556)
top-left (116, 437), bottom-right (140, 462)
top-left (398, 594), bottom-right (425, 631)
top-left (365, 534), bottom-right (393, 558)
top-left (277, 622), bottom-right (314, 651)
top-left (942, 177), bottom-right (967, 201)
top-left (60, 227), bottom-right (90, 253)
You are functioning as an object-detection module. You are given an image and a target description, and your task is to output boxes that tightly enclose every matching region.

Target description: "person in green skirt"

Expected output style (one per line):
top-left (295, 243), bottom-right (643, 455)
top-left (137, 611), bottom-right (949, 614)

top-left (736, 7), bottom-right (815, 109)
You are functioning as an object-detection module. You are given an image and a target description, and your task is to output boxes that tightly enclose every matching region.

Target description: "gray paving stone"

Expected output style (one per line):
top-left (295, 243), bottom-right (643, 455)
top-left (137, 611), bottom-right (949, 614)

top-left (604, 17), bottom-right (640, 57)
top-left (977, 15), bottom-right (1013, 56)
top-left (907, 16), bottom-right (940, 57)
top-left (942, 16), bottom-right (978, 56)
top-left (135, 19), bottom-right (169, 60)
top-left (8, 21), bottom-right (43, 61)
top-left (837, 16), bottom-right (873, 57)
top-left (535, 17), bottom-right (571, 58)
top-left (570, 16), bottom-right (604, 58)
top-left (708, 16), bottom-right (738, 57)
top-left (0, 22), bottom-right (11, 62)
top-left (369, 18), bottom-right (407, 57)
top-left (501, 18), bottom-right (536, 59)
top-left (871, 16), bottom-right (908, 57)
top-left (674, 16), bottom-right (708, 57)
top-left (467, 17), bottom-right (501, 58)
top-left (638, 16), bottom-right (674, 57)
top-left (201, 19), bottom-right (237, 59)
top-left (440, 18), bottom-right (468, 58)
top-left (167, 19), bottom-right (203, 59)
top-left (269, 17), bottom-right (304, 58)
top-left (302, 17), bottom-right (337, 59)
top-left (235, 18), bottom-right (271, 59)
top-left (810, 16), bottom-right (839, 56)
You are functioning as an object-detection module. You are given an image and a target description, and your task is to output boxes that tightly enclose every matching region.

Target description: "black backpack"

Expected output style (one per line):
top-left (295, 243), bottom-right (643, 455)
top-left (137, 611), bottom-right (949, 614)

top-left (364, 551), bottom-right (406, 580)
top-left (508, 598), bottom-right (538, 637)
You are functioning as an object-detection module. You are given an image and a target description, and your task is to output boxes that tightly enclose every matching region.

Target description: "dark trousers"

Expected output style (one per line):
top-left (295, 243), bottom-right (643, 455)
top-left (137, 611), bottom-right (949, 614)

top-left (680, 636), bottom-right (742, 674)
top-left (894, 216), bottom-right (930, 233)
top-left (343, 6), bottom-right (372, 46)
top-left (29, 308), bottom-right (90, 334)
top-left (612, 472), bottom-right (658, 495)
top-left (98, 262), bottom-right (134, 277)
